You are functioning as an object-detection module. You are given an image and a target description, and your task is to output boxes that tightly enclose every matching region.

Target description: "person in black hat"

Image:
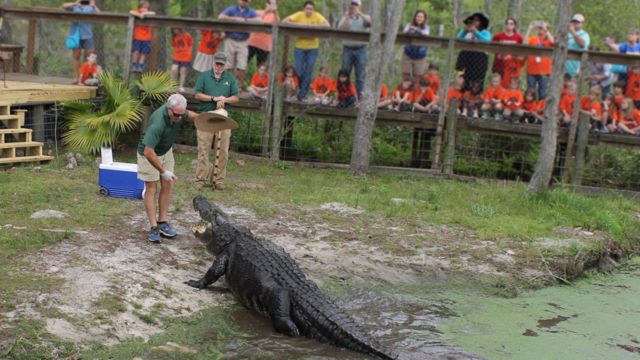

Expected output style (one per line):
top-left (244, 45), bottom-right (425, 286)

top-left (455, 12), bottom-right (492, 92)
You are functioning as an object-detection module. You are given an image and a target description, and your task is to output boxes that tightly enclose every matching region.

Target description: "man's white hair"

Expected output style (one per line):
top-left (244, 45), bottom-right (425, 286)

top-left (167, 93), bottom-right (187, 109)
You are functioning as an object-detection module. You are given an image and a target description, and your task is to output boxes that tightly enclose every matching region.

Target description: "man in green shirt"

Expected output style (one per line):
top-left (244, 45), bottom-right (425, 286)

top-left (194, 52), bottom-right (239, 190)
top-left (137, 94), bottom-right (198, 243)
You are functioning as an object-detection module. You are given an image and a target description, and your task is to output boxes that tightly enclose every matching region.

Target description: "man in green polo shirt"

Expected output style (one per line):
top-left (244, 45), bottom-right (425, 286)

top-left (137, 94), bottom-right (198, 243)
top-left (194, 52), bottom-right (239, 190)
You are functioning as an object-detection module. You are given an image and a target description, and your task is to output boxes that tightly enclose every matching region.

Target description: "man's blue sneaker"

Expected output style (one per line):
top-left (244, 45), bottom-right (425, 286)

top-left (158, 222), bottom-right (177, 238)
top-left (149, 227), bottom-right (162, 243)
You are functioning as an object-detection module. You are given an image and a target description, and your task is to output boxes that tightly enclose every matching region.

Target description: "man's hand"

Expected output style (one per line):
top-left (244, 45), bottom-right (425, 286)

top-left (217, 101), bottom-right (225, 109)
top-left (161, 170), bottom-right (177, 182)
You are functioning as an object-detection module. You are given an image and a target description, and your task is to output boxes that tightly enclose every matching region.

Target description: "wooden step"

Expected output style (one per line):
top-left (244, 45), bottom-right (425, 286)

top-left (0, 128), bottom-right (32, 143)
top-left (0, 155), bottom-right (53, 165)
top-left (0, 115), bottom-right (21, 129)
top-left (0, 141), bottom-right (43, 149)
top-left (0, 104), bottom-right (10, 116)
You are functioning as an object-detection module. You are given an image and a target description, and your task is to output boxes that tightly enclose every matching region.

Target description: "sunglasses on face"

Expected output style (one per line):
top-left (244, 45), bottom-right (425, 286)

top-left (170, 109), bottom-right (186, 117)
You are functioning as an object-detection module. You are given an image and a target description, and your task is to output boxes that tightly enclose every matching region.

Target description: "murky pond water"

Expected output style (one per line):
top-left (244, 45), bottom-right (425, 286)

top-left (221, 258), bottom-right (640, 359)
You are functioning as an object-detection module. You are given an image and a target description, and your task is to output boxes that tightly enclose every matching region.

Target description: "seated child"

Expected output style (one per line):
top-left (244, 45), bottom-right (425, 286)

top-left (502, 77), bottom-right (525, 122)
top-left (78, 53), bottom-right (102, 86)
top-left (278, 66), bottom-right (299, 101)
top-left (461, 81), bottom-right (483, 118)
top-left (615, 97), bottom-right (640, 135)
top-left (392, 79), bottom-right (414, 112)
top-left (558, 82), bottom-right (578, 126)
top-left (248, 63), bottom-right (269, 100)
top-left (447, 76), bottom-right (465, 113)
top-left (481, 73), bottom-right (506, 120)
top-left (413, 77), bottom-right (438, 113)
top-left (378, 83), bottom-right (392, 109)
top-left (580, 85), bottom-right (604, 131)
top-left (625, 65), bottom-right (640, 109)
top-left (426, 63), bottom-right (441, 95)
top-left (523, 89), bottom-right (544, 124)
top-left (333, 70), bottom-right (358, 108)
top-left (310, 67), bottom-right (335, 106)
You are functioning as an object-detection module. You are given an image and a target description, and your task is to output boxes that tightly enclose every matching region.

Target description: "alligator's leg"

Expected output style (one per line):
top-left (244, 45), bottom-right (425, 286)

top-left (185, 253), bottom-right (228, 289)
top-left (266, 287), bottom-right (300, 337)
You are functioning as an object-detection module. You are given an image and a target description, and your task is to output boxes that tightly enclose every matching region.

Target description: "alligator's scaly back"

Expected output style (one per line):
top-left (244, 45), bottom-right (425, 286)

top-left (191, 196), bottom-right (397, 360)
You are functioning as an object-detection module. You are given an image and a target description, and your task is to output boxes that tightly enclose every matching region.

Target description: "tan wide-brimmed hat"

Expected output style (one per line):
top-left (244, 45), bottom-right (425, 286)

top-left (194, 108), bottom-right (239, 133)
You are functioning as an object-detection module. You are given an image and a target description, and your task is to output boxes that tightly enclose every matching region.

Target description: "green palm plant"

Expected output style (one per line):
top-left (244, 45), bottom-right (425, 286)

top-left (63, 71), bottom-right (177, 153)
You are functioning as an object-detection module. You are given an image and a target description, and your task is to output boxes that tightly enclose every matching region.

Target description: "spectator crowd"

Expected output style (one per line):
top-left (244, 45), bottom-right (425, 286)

top-left (62, 0), bottom-right (640, 136)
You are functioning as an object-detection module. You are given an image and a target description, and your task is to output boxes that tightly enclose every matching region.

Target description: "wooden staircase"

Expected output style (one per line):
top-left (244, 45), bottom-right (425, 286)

top-left (0, 104), bottom-right (53, 165)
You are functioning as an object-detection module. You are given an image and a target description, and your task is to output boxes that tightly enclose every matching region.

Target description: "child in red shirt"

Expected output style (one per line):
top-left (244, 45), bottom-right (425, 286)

top-left (413, 77), bottom-right (438, 113)
top-left (481, 73), bottom-right (506, 120)
top-left (580, 85), bottom-right (604, 131)
top-left (501, 56), bottom-right (525, 89)
top-left (170, 28), bottom-right (194, 93)
top-left (523, 89), bottom-right (544, 124)
top-left (378, 83), bottom-right (392, 109)
top-left (311, 67), bottom-right (335, 106)
top-left (279, 66), bottom-right (300, 101)
top-left (616, 97), bottom-right (640, 135)
top-left (334, 70), bottom-right (358, 108)
top-left (502, 77), bottom-right (525, 122)
top-left (129, 0), bottom-right (155, 72)
top-left (426, 63), bottom-right (441, 95)
top-left (626, 66), bottom-right (640, 108)
top-left (193, 30), bottom-right (223, 72)
top-left (77, 53), bottom-right (101, 86)
top-left (558, 82), bottom-right (578, 126)
top-left (392, 79), bottom-right (414, 112)
top-left (248, 63), bottom-right (269, 100)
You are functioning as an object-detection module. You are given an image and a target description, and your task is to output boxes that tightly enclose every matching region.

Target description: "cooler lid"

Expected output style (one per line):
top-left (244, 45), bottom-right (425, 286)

top-left (99, 162), bottom-right (138, 172)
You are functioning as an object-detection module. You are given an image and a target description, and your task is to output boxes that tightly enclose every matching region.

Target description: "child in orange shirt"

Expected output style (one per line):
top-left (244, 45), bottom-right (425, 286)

top-left (502, 77), bottom-right (525, 122)
top-left (392, 79), bottom-right (414, 112)
top-left (193, 30), bottom-right (224, 72)
top-left (616, 97), bottom-right (640, 135)
top-left (580, 85), bottom-right (604, 131)
top-left (413, 77), bottom-right (438, 113)
top-left (170, 28), bottom-right (194, 93)
top-left (501, 56), bottom-right (525, 89)
top-left (378, 83), bottom-right (392, 109)
top-left (559, 82), bottom-right (578, 126)
top-left (334, 70), bottom-right (358, 108)
top-left (462, 81), bottom-right (483, 118)
top-left (481, 73), bottom-right (506, 120)
top-left (625, 65), bottom-right (640, 108)
top-left (129, 0), bottom-right (155, 73)
top-left (279, 66), bottom-right (299, 101)
top-left (523, 89), bottom-right (544, 124)
top-left (248, 63), bottom-right (269, 100)
top-left (605, 81), bottom-right (626, 132)
top-left (426, 63), bottom-right (441, 95)
top-left (311, 67), bottom-right (335, 106)
top-left (77, 53), bottom-right (102, 86)
top-left (447, 76), bottom-right (465, 113)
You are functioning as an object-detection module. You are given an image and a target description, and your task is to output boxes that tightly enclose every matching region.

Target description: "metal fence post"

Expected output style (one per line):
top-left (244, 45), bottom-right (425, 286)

top-left (444, 98), bottom-right (458, 175)
top-left (432, 38), bottom-right (455, 171)
top-left (571, 110), bottom-right (591, 186)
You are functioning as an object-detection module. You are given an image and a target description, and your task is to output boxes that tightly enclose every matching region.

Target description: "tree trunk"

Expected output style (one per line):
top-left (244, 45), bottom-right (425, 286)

top-left (453, 0), bottom-right (462, 29)
top-left (484, 0), bottom-right (493, 19)
top-left (349, 0), bottom-right (405, 174)
top-left (507, 0), bottom-right (522, 23)
top-left (527, 0), bottom-right (572, 193)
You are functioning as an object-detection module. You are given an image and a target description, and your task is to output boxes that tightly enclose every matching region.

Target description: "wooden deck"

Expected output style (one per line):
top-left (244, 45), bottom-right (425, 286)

top-left (0, 73), bottom-right (96, 105)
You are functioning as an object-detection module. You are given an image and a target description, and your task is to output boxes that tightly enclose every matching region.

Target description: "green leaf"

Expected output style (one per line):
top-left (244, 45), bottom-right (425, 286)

top-left (136, 71), bottom-right (178, 104)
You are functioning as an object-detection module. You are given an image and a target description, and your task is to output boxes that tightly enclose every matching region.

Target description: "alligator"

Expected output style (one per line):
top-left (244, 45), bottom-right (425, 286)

top-left (186, 196), bottom-right (398, 360)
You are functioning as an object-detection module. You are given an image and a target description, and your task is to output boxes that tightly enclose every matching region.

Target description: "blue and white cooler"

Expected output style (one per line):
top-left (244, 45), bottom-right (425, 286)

top-left (98, 147), bottom-right (144, 200)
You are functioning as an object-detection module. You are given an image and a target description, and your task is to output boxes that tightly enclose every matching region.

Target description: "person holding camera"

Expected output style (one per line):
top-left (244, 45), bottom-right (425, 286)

top-left (401, 10), bottom-right (430, 88)
top-left (63, 0), bottom-right (100, 83)
top-left (525, 21), bottom-right (554, 100)
top-left (455, 12), bottom-right (491, 92)
top-left (338, 0), bottom-right (371, 97)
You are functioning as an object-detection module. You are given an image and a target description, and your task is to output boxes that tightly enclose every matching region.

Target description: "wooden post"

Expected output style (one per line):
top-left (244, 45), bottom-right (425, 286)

top-left (269, 83), bottom-right (284, 161)
top-left (26, 19), bottom-right (36, 74)
top-left (563, 51), bottom-right (589, 183)
top-left (571, 111), bottom-right (591, 186)
top-left (432, 38), bottom-right (455, 170)
top-left (148, 27), bottom-right (159, 72)
top-left (32, 105), bottom-right (44, 142)
top-left (443, 98), bottom-right (458, 175)
top-left (123, 15), bottom-right (135, 84)
top-left (262, 23), bottom-right (280, 157)
top-left (281, 35), bottom-right (290, 71)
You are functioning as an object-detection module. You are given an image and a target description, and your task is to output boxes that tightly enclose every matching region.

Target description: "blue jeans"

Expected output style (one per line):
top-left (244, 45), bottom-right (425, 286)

top-left (342, 46), bottom-right (367, 95)
top-left (294, 47), bottom-right (319, 100)
top-left (527, 74), bottom-right (549, 100)
top-left (337, 95), bottom-right (356, 108)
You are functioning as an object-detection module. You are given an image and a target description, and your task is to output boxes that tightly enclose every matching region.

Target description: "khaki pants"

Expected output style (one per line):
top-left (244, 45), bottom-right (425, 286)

top-left (196, 129), bottom-right (230, 184)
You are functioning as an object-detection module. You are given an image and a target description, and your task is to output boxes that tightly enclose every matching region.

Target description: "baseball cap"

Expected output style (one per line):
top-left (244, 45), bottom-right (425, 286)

top-left (571, 14), bottom-right (585, 23)
top-left (213, 52), bottom-right (227, 65)
top-left (351, 0), bottom-right (361, 5)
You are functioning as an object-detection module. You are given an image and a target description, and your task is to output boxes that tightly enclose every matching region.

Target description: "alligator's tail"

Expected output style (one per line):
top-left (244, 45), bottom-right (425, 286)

top-left (292, 294), bottom-right (398, 360)
top-left (193, 195), bottom-right (230, 227)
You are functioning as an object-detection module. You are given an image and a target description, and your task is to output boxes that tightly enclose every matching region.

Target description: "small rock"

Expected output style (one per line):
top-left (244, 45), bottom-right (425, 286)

top-left (74, 153), bottom-right (84, 163)
top-left (47, 266), bottom-right (60, 274)
top-left (65, 163), bottom-right (76, 170)
top-left (235, 159), bottom-right (246, 166)
top-left (65, 153), bottom-right (75, 161)
top-left (390, 198), bottom-right (408, 205)
top-left (31, 210), bottom-right (69, 219)
top-left (95, 157), bottom-right (102, 167)
top-left (32, 166), bottom-right (41, 172)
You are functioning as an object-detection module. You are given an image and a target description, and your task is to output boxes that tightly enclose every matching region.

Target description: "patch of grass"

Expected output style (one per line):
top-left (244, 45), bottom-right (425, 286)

top-left (0, 319), bottom-right (78, 360)
top-left (133, 310), bottom-right (157, 325)
top-left (94, 292), bottom-right (128, 314)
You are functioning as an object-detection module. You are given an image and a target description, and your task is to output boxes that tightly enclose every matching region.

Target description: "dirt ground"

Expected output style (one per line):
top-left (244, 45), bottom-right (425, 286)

top-left (0, 196), bottom-right (610, 351)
